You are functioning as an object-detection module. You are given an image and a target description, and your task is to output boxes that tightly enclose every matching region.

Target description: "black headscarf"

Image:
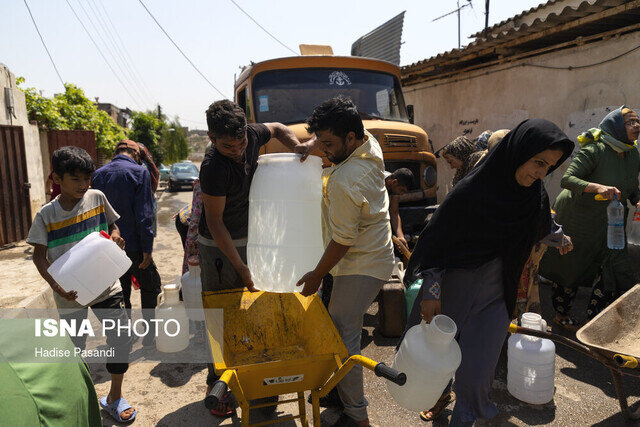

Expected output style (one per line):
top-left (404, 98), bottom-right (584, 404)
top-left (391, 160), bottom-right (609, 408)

top-left (406, 119), bottom-right (574, 315)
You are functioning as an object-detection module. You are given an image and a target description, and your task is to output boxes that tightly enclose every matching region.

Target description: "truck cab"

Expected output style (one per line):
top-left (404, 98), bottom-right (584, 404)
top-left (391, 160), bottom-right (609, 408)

top-left (234, 49), bottom-right (437, 213)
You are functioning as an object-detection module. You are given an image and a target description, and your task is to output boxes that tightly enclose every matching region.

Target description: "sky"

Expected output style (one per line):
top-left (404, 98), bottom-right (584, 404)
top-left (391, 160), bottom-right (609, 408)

top-left (2, 0), bottom-right (545, 129)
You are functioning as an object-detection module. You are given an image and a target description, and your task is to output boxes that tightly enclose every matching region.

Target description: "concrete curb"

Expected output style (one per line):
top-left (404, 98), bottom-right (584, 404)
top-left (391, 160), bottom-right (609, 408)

top-left (7, 285), bottom-right (58, 319)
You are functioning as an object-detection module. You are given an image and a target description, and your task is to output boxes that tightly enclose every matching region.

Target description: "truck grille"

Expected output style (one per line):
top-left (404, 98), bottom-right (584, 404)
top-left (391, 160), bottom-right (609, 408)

top-left (384, 134), bottom-right (417, 147)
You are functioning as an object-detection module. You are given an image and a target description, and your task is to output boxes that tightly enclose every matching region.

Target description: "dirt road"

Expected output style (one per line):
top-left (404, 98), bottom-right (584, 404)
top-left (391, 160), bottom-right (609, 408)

top-left (2, 182), bottom-right (639, 425)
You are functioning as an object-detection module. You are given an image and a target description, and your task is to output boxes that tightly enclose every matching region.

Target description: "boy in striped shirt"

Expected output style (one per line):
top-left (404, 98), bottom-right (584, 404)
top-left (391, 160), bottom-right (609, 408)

top-left (27, 146), bottom-right (136, 422)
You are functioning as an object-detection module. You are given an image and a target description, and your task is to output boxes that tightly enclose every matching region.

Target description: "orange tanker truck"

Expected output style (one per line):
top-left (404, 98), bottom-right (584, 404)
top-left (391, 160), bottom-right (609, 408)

top-left (233, 45), bottom-right (437, 237)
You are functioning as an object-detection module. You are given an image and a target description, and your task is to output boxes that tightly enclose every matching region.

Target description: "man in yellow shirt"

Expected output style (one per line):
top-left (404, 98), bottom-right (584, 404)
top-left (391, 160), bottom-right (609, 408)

top-left (297, 96), bottom-right (394, 427)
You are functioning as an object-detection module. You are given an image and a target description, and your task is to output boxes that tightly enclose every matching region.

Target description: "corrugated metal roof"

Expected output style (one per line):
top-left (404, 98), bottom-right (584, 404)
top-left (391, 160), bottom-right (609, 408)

top-left (469, 0), bottom-right (585, 38)
top-left (402, 0), bottom-right (640, 84)
top-left (352, 12), bottom-right (405, 65)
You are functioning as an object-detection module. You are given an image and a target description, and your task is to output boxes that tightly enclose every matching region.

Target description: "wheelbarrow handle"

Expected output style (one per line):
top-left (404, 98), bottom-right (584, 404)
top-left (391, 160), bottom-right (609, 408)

top-left (614, 354), bottom-right (639, 369)
top-left (374, 362), bottom-right (407, 386)
top-left (204, 380), bottom-right (228, 410)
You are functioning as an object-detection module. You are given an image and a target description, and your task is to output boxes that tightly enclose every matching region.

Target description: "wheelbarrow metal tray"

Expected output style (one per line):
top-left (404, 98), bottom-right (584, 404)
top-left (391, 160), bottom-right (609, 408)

top-left (203, 289), bottom-right (349, 401)
top-left (577, 284), bottom-right (640, 360)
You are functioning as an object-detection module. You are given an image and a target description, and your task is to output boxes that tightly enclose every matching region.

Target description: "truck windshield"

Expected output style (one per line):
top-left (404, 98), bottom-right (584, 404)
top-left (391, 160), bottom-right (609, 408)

top-left (252, 68), bottom-right (409, 124)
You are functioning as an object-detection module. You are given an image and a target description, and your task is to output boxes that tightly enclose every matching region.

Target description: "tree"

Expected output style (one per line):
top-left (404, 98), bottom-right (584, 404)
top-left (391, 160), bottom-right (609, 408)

top-left (129, 110), bottom-right (189, 164)
top-left (129, 110), bottom-right (167, 163)
top-left (17, 78), bottom-right (127, 153)
top-left (162, 120), bottom-right (190, 163)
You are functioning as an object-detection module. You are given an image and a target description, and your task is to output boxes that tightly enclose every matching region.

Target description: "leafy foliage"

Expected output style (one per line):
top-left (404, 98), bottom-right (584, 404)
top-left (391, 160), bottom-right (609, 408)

top-left (17, 78), bottom-right (127, 153)
top-left (162, 120), bottom-right (190, 163)
top-left (129, 111), bottom-right (189, 164)
top-left (129, 110), bottom-right (167, 163)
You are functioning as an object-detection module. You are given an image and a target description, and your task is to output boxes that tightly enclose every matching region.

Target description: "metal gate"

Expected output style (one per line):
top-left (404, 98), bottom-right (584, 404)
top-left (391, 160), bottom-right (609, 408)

top-left (47, 130), bottom-right (97, 163)
top-left (0, 125), bottom-right (31, 246)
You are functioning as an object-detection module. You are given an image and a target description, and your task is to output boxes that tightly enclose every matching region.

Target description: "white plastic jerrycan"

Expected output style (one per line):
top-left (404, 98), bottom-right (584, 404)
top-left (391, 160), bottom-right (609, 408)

top-left (248, 153), bottom-right (324, 293)
top-left (180, 260), bottom-right (204, 321)
top-left (387, 315), bottom-right (461, 411)
top-left (48, 231), bottom-right (132, 305)
top-left (508, 312), bottom-right (556, 404)
top-left (155, 284), bottom-right (190, 353)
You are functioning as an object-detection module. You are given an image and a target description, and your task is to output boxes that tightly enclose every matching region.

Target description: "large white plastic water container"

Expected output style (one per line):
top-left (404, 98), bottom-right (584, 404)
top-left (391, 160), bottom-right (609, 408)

top-left (155, 284), bottom-right (190, 353)
top-left (47, 231), bottom-right (132, 305)
top-left (387, 315), bottom-right (461, 411)
top-left (248, 153), bottom-right (324, 293)
top-left (508, 312), bottom-right (556, 404)
top-left (181, 261), bottom-right (204, 321)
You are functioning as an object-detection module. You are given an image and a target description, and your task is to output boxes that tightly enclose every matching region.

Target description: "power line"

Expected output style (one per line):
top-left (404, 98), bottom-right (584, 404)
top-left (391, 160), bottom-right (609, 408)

top-left (228, 0), bottom-right (298, 56)
top-left (85, 0), bottom-right (153, 105)
top-left (136, 0), bottom-right (227, 99)
top-left (74, 0), bottom-right (148, 107)
top-left (23, 0), bottom-right (65, 87)
top-left (65, 0), bottom-right (144, 108)
top-left (87, 0), bottom-right (155, 105)
top-left (404, 43), bottom-right (640, 92)
top-left (523, 44), bottom-right (640, 70)
top-left (94, 0), bottom-right (156, 104)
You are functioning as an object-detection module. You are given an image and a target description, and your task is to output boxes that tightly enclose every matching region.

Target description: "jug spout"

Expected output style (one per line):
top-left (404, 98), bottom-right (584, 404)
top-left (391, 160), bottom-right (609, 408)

top-left (425, 315), bottom-right (457, 347)
top-left (520, 312), bottom-right (546, 340)
top-left (161, 284), bottom-right (181, 305)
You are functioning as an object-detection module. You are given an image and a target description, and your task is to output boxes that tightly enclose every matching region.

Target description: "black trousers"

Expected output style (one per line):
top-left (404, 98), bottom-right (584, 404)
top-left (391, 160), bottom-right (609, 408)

top-left (119, 251), bottom-right (162, 345)
top-left (175, 216), bottom-right (188, 249)
top-left (119, 251), bottom-right (162, 310)
top-left (61, 292), bottom-right (131, 375)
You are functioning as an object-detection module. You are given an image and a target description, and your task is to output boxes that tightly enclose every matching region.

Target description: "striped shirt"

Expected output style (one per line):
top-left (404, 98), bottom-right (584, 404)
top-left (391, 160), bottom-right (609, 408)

top-left (27, 189), bottom-right (122, 309)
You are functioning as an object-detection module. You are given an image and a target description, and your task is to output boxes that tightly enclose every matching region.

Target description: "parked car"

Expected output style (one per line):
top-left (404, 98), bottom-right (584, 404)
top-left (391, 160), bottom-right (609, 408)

top-left (168, 162), bottom-right (199, 192)
top-left (159, 163), bottom-right (170, 181)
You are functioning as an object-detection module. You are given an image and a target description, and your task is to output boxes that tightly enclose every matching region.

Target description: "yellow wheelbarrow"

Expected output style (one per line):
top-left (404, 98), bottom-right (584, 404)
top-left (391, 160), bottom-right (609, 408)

top-left (202, 289), bottom-right (406, 426)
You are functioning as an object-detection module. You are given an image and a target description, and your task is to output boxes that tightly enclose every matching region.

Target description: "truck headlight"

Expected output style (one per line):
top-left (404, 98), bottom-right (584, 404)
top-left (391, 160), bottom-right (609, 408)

top-left (423, 166), bottom-right (437, 188)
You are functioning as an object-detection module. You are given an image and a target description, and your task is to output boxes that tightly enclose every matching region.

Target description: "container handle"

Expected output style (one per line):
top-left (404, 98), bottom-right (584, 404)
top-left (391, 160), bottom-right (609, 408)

top-left (374, 362), bottom-right (406, 386)
top-left (157, 292), bottom-right (164, 306)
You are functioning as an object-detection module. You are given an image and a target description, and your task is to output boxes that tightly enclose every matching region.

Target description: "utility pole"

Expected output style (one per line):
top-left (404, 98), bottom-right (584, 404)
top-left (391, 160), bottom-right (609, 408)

top-left (457, 0), bottom-right (461, 49)
top-left (484, 0), bottom-right (490, 37)
top-left (157, 105), bottom-right (162, 120)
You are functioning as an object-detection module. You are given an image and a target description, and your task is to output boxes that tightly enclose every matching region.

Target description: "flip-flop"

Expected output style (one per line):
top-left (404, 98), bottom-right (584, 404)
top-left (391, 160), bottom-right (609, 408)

top-left (100, 396), bottom-right (137, 423)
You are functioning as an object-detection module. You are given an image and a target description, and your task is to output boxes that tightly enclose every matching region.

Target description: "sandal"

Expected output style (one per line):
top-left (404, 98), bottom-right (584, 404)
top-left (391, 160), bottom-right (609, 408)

top-left (99, 396), bottom-right (137, 423)
top-left (420, 391), bottom-right (455, 422)
top-left (209, 391), bottom-right (234, 418)
top-left (553, 315), bottom-right (580, 332)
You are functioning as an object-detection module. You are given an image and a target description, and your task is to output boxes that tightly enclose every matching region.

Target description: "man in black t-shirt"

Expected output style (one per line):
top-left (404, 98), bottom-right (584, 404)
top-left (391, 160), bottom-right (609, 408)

top-left (198, 100), bottom-right (314, 414)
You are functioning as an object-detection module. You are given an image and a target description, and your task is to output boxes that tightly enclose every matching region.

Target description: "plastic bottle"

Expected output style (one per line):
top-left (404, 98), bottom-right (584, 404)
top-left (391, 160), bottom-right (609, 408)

top-left (180, 260), bottom-right (204, 321)
top-left (248, 153), bottom-right (324, 293)
top-left (47, 231), bottom-right (132, 305)
top-left (627, 207), bottom-right (640, 246)
top-left (508, 312), bottom-right (556, 404)
top-left (607, 195), bottom-right (625, 249)
top-left (387, 315), bottom-right (461, 411)
top-left (155, 284), bottom-right (190, 353)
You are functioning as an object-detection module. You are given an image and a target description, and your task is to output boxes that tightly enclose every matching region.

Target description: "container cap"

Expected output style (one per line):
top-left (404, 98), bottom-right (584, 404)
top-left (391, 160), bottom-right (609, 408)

top-left (187, 255), bottom-right (199, 266)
